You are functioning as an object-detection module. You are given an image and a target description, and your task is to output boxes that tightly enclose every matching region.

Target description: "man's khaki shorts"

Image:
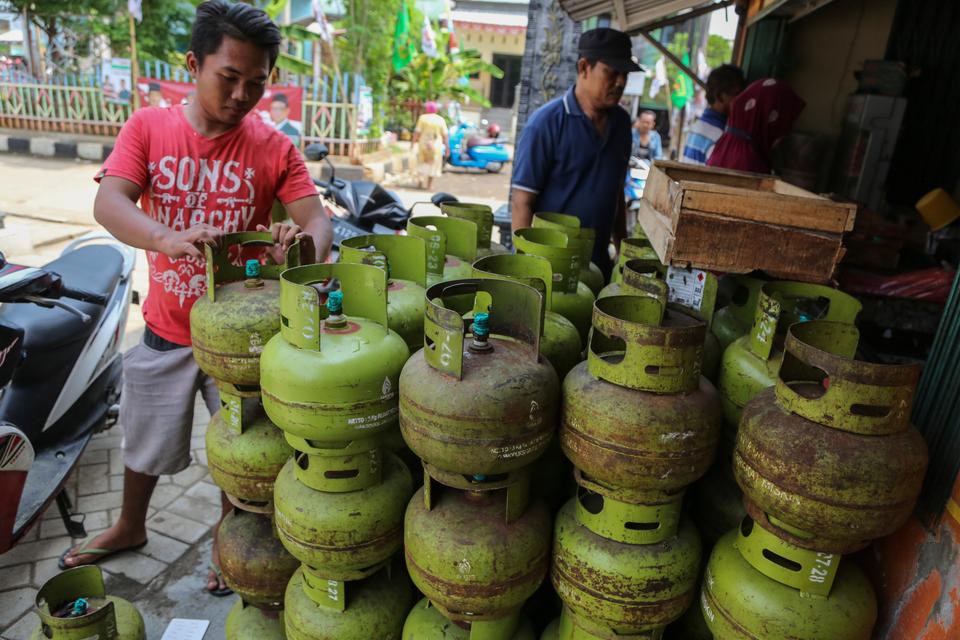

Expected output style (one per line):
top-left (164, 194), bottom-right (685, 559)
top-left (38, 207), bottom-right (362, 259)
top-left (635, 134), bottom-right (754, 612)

top-left (119, 339), bottom-right (219, 476)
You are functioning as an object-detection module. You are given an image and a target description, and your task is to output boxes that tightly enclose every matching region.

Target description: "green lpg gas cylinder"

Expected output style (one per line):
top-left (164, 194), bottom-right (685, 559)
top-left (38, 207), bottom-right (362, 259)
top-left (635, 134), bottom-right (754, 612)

top-left (274, 450), bottom-right (413, 580)
top-left (399, 278), bottom-right (559, 483)
top-left (541, 618), bottom-right (560, 640)
top-left (533, 212), bottom-right (605, 295)
top-left (598, 258), bottom-right (667, 301)
top-left (717, 281), bottom-right (861, 437)
top-left (402, 598), bottom-right (537, 639)
top-left (473, 253), bottom-right (582, 379)
top-left (610, 237), bottom-right (658, 285)
top-left (441, 201), bottom-right (510, 257)
top-left (514, 227), bottom-right (595, 343)
top-left (562, 295), bottom-right (720, 494)
top-left (30, 566), bottom-right (145, 640)
top-left (701, 520), bottom-right (877, 640)
top-left (557, 606), bottom-right (665, 640)
top-left (688, 462), bottom-right (745, 548)
top-left (734, 322), bottom-right (928, 553)
top-left (226, 601), bottom-right (286, 640)
top-left (284, 563), bottom-right (413, 640)
top-left (191, 232), bottom-right (303, 393)
top-left (260, 262), bottom-right (409, 450)
top-left (205, 397), bottom-right (292, 513)
top-left (407, 216), bottom-right (478, 286)
top-left (551, 499), bottom-right (701, 635)
top-left (711, 274), bottom-right (765, 351)
top-left (404, 484), bottom-right (552, 623)
top-left (339, 234), bottom-right (428, 352)
top-left (218, 509), bottom-right (299, 609)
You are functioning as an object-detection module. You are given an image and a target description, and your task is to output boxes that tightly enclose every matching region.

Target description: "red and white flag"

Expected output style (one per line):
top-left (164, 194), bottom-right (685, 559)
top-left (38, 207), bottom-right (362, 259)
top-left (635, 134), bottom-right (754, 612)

top-left (128, 0), bottom-right (142, 23)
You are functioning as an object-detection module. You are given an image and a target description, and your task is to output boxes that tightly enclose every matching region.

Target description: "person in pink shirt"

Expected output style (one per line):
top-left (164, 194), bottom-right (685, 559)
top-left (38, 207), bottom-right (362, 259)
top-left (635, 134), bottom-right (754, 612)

top-left (58, 1), bottom-right (332, 596)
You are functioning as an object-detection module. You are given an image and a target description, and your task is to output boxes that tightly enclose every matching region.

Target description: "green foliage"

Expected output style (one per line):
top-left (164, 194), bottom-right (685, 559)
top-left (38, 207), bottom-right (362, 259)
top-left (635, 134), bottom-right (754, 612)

top-left (96, 0), bottom-right (196, 66)
top-left (337, 0), bottom-right (403, 115)
top-left (706, 34), bottom-right (733, 70)
top-left (0, 0), bottom-right (196, 70)
top-left (387, 31), bottom-right (504, 129)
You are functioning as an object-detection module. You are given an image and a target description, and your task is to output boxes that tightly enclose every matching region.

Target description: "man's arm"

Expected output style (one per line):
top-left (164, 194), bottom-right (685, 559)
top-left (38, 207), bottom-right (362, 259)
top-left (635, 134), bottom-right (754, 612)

top-left (93, 176), bottom-right (222, 260)
top-left (279, 195), bottom-right (333, 263)
top-left (511, 188), bottom-right (537, 230)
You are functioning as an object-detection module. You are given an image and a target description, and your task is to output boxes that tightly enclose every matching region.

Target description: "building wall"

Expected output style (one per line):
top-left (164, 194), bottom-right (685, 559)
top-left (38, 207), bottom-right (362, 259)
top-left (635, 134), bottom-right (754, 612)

top-left (781, 0), bottom-right (898, 136)
top-left (459, 26), bottom-right (526, 103)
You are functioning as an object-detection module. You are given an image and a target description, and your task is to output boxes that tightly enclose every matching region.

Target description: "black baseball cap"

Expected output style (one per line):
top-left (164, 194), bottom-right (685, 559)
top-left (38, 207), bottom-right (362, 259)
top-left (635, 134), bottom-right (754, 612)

top-left (578, 28), bottom-right (644, 74)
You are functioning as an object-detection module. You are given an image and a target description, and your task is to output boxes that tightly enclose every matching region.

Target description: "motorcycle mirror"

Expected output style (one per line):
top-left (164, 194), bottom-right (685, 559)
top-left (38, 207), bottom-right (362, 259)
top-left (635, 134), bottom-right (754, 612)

top-left (431, 192), bottom-right (458, 207)
top-left (305, 143), bottom-right (329, 161)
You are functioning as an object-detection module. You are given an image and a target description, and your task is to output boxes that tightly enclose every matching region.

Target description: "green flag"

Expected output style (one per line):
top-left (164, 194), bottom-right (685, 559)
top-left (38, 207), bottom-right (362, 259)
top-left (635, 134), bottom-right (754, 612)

top-left (392, 2), bottom-right (416, 72)
top-left (671, 52), bottom-right (695, 110)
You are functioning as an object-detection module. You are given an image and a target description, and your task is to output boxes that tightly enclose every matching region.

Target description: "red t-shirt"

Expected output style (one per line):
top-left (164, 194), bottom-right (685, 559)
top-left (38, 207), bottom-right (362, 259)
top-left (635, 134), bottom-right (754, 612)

top-left (97, 105), bottom-right (317, 346)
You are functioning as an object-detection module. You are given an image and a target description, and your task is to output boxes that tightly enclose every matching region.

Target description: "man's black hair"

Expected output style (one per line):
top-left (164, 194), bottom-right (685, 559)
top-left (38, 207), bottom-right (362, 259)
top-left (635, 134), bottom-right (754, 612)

top-left (270, 93), bottom-right (289, 106)
top-left (706, 64), bottom-right (746, 105)
top-left (148, 82), bottom-right (161, 92)
top-left (637, 110), bottom-right (656, 121)
top-left (190, 0), bottom-right (281, 70)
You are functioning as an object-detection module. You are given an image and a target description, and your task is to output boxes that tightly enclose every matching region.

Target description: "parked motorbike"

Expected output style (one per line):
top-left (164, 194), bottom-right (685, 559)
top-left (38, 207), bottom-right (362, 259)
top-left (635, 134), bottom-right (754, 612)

top-left (447, 122), bottom-right (511, 173)
top-left (0, 232), bottom-right (136, 554)
top-left (305, 142), bottom-right (410, 248)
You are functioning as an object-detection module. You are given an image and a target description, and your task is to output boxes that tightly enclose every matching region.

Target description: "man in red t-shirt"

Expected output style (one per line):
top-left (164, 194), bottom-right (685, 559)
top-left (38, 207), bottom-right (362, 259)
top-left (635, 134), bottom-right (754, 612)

top-left (58, 1), bottom-right (332, 595)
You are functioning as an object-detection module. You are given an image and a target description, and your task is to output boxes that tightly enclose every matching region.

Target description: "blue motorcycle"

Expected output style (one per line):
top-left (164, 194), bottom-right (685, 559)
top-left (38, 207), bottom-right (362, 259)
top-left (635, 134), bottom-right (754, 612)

top-left (447, 122), bottom-right (511, 173)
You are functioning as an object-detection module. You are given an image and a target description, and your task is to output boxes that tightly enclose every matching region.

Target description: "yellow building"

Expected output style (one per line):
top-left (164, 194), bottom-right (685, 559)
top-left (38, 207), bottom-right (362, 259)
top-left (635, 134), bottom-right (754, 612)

top-left (451, 0), bottom-right (528, 127)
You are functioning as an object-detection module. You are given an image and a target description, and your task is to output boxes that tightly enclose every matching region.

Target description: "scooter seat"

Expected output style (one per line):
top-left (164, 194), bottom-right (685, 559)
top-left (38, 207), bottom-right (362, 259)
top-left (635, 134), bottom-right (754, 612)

top-left (0, 245), bottom-right (124, 351)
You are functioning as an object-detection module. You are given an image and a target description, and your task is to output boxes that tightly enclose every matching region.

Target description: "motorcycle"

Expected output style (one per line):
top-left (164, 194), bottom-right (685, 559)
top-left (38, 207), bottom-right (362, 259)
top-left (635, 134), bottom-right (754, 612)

top-left (446, 122), bottom-right (511, 173)
top-left (305, 142), bottom-right (410, 247)
top-left (0, 232), bottom-right (135, 554)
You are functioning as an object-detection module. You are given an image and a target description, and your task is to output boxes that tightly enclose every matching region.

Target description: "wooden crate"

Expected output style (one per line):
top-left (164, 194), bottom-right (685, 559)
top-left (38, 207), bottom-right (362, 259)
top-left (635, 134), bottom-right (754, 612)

top-left (638, 161), bottom-right (857, 283)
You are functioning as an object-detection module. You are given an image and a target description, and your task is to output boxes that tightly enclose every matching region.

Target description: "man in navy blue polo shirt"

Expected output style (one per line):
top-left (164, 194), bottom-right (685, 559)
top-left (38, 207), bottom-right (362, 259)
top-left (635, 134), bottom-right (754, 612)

top-left (511, 28), bottom-right (641, 279)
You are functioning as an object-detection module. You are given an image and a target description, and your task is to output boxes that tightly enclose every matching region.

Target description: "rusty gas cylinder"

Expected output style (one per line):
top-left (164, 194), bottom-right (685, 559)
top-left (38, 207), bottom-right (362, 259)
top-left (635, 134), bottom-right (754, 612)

top-left (561, 295), bottom-right (720, 495)
top-left (551, 497), bottom-right (701, 636)
top-left (402, 597), bottom-right (536, 639)
top-left (734, 321), bottom-right (928, 552)
top-left (399, 278), bottom-right (559, 485)
top-left (205, 396), bottom-right (292, 513)
top-left (225, 601), bottom-right (285, 640)
top-left (218, 509), bottom-right (299, 610)
top-left (283, 561), bottom-right (413, 640)
top-left (404, 483), bottom-right (552, 624)
top-left (191, 232), bottom-right (303, 393)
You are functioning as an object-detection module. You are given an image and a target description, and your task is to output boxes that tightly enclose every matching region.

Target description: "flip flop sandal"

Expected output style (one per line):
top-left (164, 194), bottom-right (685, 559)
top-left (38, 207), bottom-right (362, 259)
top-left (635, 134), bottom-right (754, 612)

top-left (207, 562), bottom-right (233, 597)
top-left (57, 539), bottom-right (148, 570)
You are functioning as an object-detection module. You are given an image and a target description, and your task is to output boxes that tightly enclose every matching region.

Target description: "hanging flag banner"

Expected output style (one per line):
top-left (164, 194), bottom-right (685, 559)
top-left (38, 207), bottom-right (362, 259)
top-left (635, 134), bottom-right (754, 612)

top-left (392, 2), bottom-right (416, 72)
top-left (128, 0), bottom-right (143, 22)
top-left (422, 15), bottom-right (438, 58)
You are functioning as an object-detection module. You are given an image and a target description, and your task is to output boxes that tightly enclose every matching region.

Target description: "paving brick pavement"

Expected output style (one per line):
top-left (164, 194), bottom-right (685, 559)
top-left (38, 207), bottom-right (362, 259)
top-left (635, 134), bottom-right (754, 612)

top-left (0, 397), bottom-right (232, 639)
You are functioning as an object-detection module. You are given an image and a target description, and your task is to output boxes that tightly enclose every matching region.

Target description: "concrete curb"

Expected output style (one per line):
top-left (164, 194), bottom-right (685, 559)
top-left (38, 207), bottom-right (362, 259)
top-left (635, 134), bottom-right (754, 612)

top-left (0, 133), bottom-right (113, 161)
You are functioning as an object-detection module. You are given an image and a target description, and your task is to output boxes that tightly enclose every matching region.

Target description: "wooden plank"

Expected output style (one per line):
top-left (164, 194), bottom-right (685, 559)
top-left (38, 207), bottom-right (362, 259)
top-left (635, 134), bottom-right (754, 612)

top-left (636, 198), bottom-right (675, 265)
top-left (655, 159), bottom-right (769, 191)
top-left (670, 210), bottom-right (844, 283)
top-left (680, 188), bottom-right (855, 234)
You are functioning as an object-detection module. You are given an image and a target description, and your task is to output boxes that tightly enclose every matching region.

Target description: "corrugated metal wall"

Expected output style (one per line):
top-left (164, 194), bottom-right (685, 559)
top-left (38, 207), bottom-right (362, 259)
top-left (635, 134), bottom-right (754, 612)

top-left (885, 0), bottom-right (960, 205)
